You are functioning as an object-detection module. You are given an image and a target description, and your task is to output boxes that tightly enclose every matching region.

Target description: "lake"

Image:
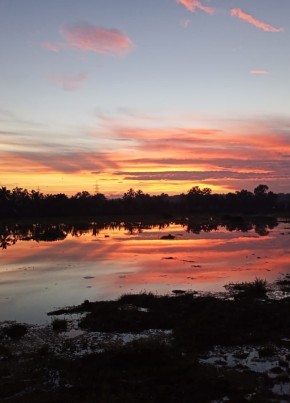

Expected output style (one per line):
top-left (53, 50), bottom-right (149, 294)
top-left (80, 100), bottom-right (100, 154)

top-left (1, 217), bottom-right (290, 324)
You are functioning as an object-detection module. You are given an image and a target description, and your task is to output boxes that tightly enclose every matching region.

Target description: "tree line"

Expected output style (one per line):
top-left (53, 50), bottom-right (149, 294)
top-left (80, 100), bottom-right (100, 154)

top-left (0, 184), bottom-right (289, 219)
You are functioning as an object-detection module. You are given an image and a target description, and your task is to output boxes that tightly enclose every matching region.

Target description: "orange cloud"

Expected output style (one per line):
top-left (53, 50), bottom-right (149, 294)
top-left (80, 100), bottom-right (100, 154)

top-left (48, 73), bottom-right (87, 91)
top-left (60, 23), bottom-right (134, 55)
top-left (230, 8), bottom-right (283, 32)
top-left (0, 150), bottom-right (119, 175)
top-left (177, 0), bottom-right (215, 15)
top-left (250, 70), bottom-right (269, 75)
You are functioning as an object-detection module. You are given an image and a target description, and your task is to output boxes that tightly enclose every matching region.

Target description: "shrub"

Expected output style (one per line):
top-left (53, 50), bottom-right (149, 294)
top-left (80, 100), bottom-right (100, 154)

top-left (258, 344), bottom-right (276, 358)
top-left (3, 323), bottom-right (27, 339)
top-left (52, 318), bottom-right (68, 332)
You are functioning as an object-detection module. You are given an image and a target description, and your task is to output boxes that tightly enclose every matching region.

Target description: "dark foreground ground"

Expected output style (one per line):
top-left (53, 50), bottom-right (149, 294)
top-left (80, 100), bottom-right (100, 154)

top-left (1, 278), bottom-right (290, 402)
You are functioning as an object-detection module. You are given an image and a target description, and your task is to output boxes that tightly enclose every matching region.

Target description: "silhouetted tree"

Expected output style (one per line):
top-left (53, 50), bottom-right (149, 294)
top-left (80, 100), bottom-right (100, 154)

top-left (254, 184), bottom-right (269, 195)
top-left (186, 186), bottom-right (212, 212)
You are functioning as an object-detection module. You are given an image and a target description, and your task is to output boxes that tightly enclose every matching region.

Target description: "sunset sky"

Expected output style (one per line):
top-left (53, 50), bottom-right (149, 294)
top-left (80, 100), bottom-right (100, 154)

top-left (1, 0), bottom-right (289, 196)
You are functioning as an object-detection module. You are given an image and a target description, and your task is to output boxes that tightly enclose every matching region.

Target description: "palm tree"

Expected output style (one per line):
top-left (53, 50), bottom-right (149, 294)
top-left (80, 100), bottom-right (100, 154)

top-left (0, 186), bottom-right (11, 201)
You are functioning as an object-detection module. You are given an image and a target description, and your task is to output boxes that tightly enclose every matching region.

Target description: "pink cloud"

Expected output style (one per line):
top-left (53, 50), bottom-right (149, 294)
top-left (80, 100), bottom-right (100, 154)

top-left (42, 42), bottom-right (62, 52)
top-left (48, 73), bottom-right (87, 91)
top-left (0, 150), bottom-right (118, 174)
top-left (60, 23), bottom-right (134, 55)
top-left (177, 0), bottom-right (215, 15)
top-left (230, 8), bottom-right (283, 32)
top-left (250, 70), bottom-right (269, 75)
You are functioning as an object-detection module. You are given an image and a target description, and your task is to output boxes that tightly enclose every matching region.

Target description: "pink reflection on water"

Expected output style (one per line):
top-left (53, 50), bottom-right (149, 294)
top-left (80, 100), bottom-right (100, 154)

top-left (1, 223), bottom-right (290, 323)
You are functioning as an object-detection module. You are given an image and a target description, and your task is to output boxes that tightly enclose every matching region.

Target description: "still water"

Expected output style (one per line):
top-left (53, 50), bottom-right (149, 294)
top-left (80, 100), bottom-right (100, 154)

top-left (1, 218), bottom-right (290, 323)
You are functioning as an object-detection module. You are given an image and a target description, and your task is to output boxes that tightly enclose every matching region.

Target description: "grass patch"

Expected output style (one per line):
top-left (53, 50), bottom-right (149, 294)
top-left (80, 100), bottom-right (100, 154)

top-left (3, 285), bottom-right (290, 402)
top-left (224, 278), bottom-right (269, 300)
top-left (50, 288), bottom-right (290, 351)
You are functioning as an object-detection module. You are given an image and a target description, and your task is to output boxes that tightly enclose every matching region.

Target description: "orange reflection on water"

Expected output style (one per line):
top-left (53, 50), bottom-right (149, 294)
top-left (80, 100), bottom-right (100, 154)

top-left (1, 222), bottom-right (290, 323)
top-left (99, 234), bottom-right (288, 293)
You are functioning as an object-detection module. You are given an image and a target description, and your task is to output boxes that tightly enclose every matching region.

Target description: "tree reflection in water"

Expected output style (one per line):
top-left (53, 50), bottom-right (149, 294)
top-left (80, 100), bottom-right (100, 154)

top-left (0, 216), bottom-right (279, 249)
top-left (0, 234), bottom-right (17, 249)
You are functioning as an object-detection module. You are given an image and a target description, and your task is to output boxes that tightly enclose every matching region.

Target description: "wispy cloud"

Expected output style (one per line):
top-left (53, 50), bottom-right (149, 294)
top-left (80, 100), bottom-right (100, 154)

top-left (250, 70), bottom-right (269, 75)
top-left (42, 42), bottom-right (62, 52)
top-left (177, 0), bottom-right (215, 15)
top-left (114, 170), bottom-right (272, 182)
top-left (230, 8), bottom-right (283, 32)
top-left (0, 150), bottom-right (119, 174)
top-left (181, 19), bottom-right (190, 28)
top-left (48, 73), bottom-right (87, 91)
top-left (44, 23), bottom-right (134, 55)
top-left (0, 109), bottom-right (45, 127)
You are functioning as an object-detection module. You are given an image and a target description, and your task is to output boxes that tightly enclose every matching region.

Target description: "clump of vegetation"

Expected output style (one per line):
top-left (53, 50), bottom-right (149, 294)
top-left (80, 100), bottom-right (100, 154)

top-left (118, 291), bottom-right (157, 307)
top-left (51, 318), bottom-right (68, 332)
top-left (37, 344), bottom-right (50, 356)
top-left (50, 288), bottom-right (290, 352)
top-left (160, 234), bottom-right (175, 240)
top-left (78, 299), bottom-right (171, 333)
top-left (224, 278), bottom-right (269, 299)
top-left (275, 275), bottom-right (290, 293)
top-left (0, 344), bottom-right (11, 358)
top-left (258, 344), bottom-right (276, 358)
top-left (2, 323), bottom-right (27, 339)
top-left (23, 336), bottom-right (266, 403)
